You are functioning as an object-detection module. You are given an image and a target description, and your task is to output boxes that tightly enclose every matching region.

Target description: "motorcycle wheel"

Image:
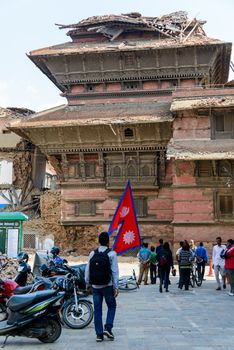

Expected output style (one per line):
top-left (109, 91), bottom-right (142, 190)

top-left (62, 300), bottom-right (93, 329)
top-left (0, 303), bottom-right (7, 321)
top-left (38, 318), bottom-right (61, 343)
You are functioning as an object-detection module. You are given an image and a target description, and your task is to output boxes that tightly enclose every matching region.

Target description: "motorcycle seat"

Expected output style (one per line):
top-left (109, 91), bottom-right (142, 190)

top-left (7, 290), bottom-right (58, 312)
top-left (13, 285), bottom-right (33, 295)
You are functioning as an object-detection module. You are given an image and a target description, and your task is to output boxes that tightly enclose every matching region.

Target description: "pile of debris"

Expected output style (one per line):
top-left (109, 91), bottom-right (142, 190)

top-left (57, 11), bottom-right (206, 42)
top-left (0, 255), bottom-right (18, 279)
top-left (0, 255), bottom-right (34, 283)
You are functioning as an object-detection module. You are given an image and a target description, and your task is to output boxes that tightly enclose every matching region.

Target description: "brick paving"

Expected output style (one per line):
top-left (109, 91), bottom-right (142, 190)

top-left (1, 274), bottom-right (234, 350)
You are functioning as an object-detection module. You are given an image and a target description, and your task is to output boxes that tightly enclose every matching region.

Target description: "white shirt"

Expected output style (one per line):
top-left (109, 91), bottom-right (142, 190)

top-left (212, 244), bottom-right (226, 267)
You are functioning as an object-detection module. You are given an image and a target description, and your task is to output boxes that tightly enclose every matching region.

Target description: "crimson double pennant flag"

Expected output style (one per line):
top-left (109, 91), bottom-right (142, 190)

top-left (108, 180), bottom-right (141, 254)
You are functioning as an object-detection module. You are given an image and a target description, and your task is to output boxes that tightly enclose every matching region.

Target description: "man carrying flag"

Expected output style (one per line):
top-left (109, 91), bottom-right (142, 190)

top-left (108, 180), bottom-right (141, 254)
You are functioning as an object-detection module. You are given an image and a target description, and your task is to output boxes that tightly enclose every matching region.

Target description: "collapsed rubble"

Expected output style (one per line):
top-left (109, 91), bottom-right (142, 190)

top-left (57, 11), bottom-right (206, 42)
top-left (24, 190), bottom-right (101, 255)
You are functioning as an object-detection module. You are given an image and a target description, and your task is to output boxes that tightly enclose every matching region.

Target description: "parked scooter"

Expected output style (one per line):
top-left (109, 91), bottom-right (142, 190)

top-left (0, 276), bottom-right (49, 321)
top-left (0, 289), bottom-right (65, 347)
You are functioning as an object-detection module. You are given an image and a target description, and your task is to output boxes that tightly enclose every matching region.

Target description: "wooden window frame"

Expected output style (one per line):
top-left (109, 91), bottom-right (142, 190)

top-left (197, 160), bottom-right (213, 177)
top-left (134, 197), bottom-right (148, 217)
top-left (211, 111), bottom-right (234, 139)
top-left (74, 201), bottom-right (96, 216)
top-left (123, 81), bottom-right (140, 90)
top-left (85, 162), bottom-right (96, 178)
top-left (215, 191), bottom-right (234, 220)
top-left (124, 128), bottom-right (134, 138)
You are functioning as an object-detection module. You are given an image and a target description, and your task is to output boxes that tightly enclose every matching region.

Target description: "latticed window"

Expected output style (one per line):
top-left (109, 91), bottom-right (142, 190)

top-left (127, 165), bottom-right (136, 177)
top-left (141, 165), bottom-right (150, 176)
top-left (220, 195), bottom-right (233, 215)
top-left (75, 201), bottom-right (96, 216)
top-left (85, 163), bottom-right (96, 178)
top-left (216, 192), bottom-right (234, 219)
top-left (134, 198), bottom-right (147, 217)
top-left (124, 54), bottom-right (136, 68)
top-left (113, 166), bottom-right (121, 177)
top-left (124, 128), bottom-right (134, 138)
top-left (123, 81), bottom-right (139, 90)
top-left (75, 164), bottom-right (81, 178)
top-left (197, 161), bottom-right (212, 177)
top-left (23, 233), bottom-right (36, 249)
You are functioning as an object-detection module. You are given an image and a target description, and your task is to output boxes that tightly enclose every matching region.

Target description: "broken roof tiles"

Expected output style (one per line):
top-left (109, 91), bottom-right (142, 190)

top-left (171, 96), bottom-right (234, 112)
top-left (56, 11), bottom-right (206, 42)
top-left (0, 107), bottom-right (34, 120)
top-left (167, 139), bottom-right (234, 160)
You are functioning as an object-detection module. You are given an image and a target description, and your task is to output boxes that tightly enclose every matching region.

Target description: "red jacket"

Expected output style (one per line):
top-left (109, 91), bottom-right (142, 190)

top-left (225, 245), bottom-right (234, 269)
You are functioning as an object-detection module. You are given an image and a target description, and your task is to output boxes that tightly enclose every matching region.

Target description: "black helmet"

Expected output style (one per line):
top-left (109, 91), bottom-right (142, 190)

top-left (50, 246), bottom-right (60, 256)
top-left (40, 264), bottom-right (50, 277)
top-left (17, 251), bottom-right (29, 262)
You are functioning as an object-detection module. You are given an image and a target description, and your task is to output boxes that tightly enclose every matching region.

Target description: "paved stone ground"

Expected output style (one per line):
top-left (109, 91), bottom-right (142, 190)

top-left (1, 273), bottom-right (234, 350)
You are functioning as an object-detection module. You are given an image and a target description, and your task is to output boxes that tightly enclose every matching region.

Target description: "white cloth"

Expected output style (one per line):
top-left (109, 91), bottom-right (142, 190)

top-left (212, 244), bottom-right (226, 267)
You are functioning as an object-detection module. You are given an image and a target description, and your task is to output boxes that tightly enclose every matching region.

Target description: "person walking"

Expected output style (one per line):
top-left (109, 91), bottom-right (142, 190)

top-left (149, 246), bottom-right (157, 284)
top-left (212, 236), bottom-right (226, 291)
top-left (137, 242), bottom-right (151, 285)
top-left (157, 242), bottom-right (173, 292)
top-left (178, 240), bottom-right (194, 291)
top-left (224, 239), bottom-right (234, 296)
top-left (194, 242), bottom-right (208, 281)
top-left (176, 241), bottom-right (184, 288)
top-left (189, 239), bottom-right (196, 253)
top-left (156, 239), bottom-right (164, 254)
top-left (85, 231), bottom-right (119, 342)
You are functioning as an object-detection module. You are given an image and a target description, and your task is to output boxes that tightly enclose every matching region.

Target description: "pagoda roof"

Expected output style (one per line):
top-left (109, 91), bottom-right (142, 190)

top-left (167, 139), bottom-right (234, 160)
top-left (29, 36), bottom-right (227, 57)
top-left (8, 101), bottom-right (173, 130)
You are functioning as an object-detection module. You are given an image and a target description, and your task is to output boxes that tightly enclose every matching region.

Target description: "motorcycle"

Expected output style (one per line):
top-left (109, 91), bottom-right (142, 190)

top-left (32, 252), bottom-right (93, 329)
top-left (0, 277), bottom-right (49, 321)
top-left (48, 266), bottom-right (93, 329)
top-left (0, 289), bottom-right (64, 347)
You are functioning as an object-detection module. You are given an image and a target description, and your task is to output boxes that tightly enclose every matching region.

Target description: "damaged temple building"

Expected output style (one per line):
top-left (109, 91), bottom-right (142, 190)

top-left (8, 11), bottom-right (234, 254)
top-left (0, 107), bottom-right (58, 250)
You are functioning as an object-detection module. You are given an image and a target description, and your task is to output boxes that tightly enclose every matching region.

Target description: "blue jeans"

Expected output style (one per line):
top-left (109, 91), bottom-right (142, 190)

top-left (93, 286), bottom-right (117, 336)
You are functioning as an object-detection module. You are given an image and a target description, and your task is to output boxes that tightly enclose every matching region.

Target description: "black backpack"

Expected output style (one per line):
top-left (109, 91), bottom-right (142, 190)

top-left (89, 248), bottom-right (112, 285)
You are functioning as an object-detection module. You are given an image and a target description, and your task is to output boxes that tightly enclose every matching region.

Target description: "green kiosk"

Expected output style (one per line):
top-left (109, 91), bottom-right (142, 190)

top-left (0, 212), bottom-right (28, 258)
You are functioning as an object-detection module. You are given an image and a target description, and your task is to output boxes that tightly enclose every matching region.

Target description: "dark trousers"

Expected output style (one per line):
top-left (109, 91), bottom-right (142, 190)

top-left (180, 268), bottom-right (191, 290)
top-left (150, 263), bottom-right (157, 284)
top-left (159, 266), bottom-right (170, 290)
top-left (93, 286), bottom-right (116, 336)
top-left (197, 261), bottom-right (206, 280)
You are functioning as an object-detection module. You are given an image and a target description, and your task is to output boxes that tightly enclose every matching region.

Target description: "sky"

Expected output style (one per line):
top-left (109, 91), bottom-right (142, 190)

top-left (0, 0), bottom-right (233, 112)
